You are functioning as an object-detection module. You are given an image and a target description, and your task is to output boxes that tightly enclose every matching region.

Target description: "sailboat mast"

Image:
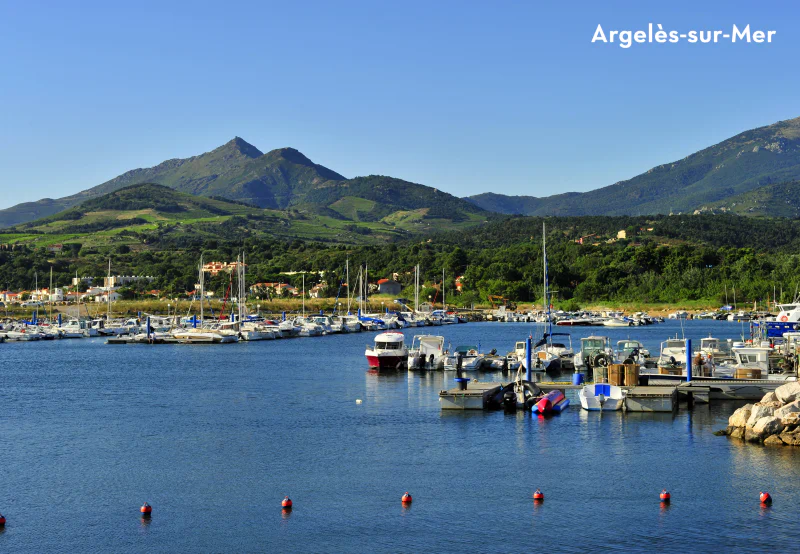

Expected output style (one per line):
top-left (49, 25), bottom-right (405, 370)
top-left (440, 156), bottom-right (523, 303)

top-left (346, 258), bottom-right (350, 313)
top-left (543, 222), bottom-right (551, 342)
top-left (107, 258), bottom-right (111, 321)
top-left (302, 274), bottom-right (305, 317)
top-left (199, 255), bottom-right (204, 325)
top-left (49, 266), bottom-right (53, 321)
top-left (442, 268), bottom-right (446, 311)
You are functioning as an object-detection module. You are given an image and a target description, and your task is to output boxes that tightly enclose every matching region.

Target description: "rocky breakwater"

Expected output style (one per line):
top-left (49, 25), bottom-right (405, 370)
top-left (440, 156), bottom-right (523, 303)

top-left (722, 382), bottom-right (800, 446)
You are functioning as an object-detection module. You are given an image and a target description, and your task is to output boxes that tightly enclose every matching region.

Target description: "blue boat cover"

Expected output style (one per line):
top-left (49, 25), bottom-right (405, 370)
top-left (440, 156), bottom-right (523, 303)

top-left (594, 384), bottom-right (610, 396)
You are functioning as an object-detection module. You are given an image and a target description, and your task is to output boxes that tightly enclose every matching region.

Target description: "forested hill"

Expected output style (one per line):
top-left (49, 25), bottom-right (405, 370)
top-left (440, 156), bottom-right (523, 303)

top-left (467, 116), bottom-right (800, 217)
top-left (444, 214), bottom-right (800, 252)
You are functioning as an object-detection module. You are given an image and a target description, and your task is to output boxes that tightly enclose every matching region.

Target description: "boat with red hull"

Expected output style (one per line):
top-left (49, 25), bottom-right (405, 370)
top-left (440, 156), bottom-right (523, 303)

top-left (365, 331), bottom-right (408, 370)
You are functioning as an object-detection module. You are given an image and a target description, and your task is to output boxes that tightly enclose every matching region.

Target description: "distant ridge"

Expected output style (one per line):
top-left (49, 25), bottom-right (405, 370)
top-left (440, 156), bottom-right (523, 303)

top-left (467, 116), bottom-right (800, 216)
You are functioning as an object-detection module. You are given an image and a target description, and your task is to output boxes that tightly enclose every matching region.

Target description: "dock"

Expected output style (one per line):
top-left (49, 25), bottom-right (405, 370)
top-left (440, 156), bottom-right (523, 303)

top-left (439, 380), bottom-right (699, 412)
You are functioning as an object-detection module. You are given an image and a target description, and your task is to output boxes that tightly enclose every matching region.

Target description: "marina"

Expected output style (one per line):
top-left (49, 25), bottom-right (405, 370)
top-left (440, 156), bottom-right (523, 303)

top-left (2, 312), bottom-right (800, 551)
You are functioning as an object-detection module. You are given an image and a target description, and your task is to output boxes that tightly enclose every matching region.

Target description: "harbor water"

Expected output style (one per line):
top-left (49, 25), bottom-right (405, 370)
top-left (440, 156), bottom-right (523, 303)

top-left (2, 320), bottom-right (799, 552)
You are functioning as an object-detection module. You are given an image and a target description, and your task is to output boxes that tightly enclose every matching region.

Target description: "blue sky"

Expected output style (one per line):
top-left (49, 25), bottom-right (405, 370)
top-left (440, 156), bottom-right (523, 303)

top-left (1, 0), bottom-right (798, 209)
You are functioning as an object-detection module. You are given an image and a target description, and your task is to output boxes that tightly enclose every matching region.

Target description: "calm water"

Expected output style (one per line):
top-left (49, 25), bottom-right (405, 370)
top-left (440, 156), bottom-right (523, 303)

top-left (1, 320), bottom-right (799, 552)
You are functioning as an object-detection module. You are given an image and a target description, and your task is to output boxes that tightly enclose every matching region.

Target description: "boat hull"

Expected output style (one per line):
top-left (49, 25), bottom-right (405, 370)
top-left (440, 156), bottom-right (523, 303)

top-left (366, 353), bottom-right (408, 370)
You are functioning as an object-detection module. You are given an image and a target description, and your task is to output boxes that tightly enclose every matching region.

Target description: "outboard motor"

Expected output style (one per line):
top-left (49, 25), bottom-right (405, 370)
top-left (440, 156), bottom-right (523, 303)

top-left (503, 390), bottom-right (517, 410)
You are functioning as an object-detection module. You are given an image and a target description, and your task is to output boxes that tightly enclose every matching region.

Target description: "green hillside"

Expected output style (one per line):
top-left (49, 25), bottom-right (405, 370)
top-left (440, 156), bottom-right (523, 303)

top-left (0, 138), bottom-right (489, 230)
top-left (0, 183), bottom-right (489, 251)
top-left (467, 116), bottom-right (800, 216)
top-left (703, 180), bottom-right (800, 217)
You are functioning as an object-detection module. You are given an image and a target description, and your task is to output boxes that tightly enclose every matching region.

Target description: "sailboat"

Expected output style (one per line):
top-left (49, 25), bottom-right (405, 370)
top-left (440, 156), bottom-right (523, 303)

top-left (531, 222), bottom-right (574, 373)
top-left (171, 255), bottom-right (237, 343)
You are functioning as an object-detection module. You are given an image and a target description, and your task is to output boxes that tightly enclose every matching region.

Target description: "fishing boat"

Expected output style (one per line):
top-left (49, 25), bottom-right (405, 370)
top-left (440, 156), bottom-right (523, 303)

top-left (408, 335), bottom-right (446, 370)
top-left (579, 383), bottom-right (626, 411)
top-left (365, 331), bottom-right (408, 370)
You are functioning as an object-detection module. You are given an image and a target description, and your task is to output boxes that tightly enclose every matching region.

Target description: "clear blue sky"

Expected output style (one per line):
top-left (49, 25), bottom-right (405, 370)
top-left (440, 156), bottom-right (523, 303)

top-left (1, 0), bottom-right (798, 209)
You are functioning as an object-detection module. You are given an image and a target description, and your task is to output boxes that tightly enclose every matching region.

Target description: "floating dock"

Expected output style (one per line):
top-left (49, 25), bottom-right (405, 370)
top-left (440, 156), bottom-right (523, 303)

top-left (440, 380), bottom-right (693, 412)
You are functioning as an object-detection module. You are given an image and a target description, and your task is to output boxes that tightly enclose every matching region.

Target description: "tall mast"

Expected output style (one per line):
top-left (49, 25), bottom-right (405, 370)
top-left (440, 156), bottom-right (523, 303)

top-left (442, 268), bottom-right (446, 311)
top-left (199, 254), bottom-right (204, 325)
top-left (107, 258), bottom-right (111, 321)
top-left (346, 258), bottom-right (350, 313)
top-left (543, 222), bottom-right (551, 342)
top-left (302, 274), bottom-right (305, 317)
top-left (49, 266), bottom-right (53, 321)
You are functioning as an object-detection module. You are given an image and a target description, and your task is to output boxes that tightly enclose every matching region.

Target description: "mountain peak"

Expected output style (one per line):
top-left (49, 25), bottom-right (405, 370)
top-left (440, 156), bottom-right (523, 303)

top-left (216, 137), bottom-right (263, 159)
top-left (266, 147), bottom-right (315, 166)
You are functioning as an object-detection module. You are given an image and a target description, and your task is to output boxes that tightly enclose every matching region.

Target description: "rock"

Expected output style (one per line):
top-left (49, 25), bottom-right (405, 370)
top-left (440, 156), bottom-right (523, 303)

top-left (761, 392), bottom-right (778, 404)
top-left (747, 404), bottom-right (775, 427)
top-left (729, 427), bottom-right (745, 439)
top-left (780, 412), bottom-right (800, 427)
top-left (780, 432), bottom-right (800, 446)
top-left (750, 416), bottom-right (784, 442)
top-left (714, 429), bottom-right (729, 436)
top-left (775, 382), bottom-right (800, 404)
top-left (764, 434), bottom-right (785, 446)
top-left (775, 400), bottom-right (800, 419)
top-left (728, 404), bottom-right (753, 427)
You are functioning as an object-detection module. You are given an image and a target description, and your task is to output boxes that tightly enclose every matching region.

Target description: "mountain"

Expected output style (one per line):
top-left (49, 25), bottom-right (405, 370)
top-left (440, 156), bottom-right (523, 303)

top-left (703, 180), bottom-right (800, 218)
top-left (1, 178), bottom-right (490, 250)
top-left (467, 116), bottom-right (800, 216)
top-left (0, 138), bottom-right (490, 230)
top-left (0, 138), bottom-right (346, 227)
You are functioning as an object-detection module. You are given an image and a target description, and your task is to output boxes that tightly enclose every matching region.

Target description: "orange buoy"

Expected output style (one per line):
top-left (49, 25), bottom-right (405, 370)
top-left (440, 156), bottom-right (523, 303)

top-left (660, 489), bottom-right (670, 502)
top-left (140, 502), bottom-right (152, 517)
top-left (282, 496), bottom-right (293, 509)
top-left (401, 492), bottom-right (412, 504)
top-left (533, 489), bottom-right (544, 501)
top-left (0, 513), bottom-right (5, 526)
top-left (760, 492), bottom-right (772, 505)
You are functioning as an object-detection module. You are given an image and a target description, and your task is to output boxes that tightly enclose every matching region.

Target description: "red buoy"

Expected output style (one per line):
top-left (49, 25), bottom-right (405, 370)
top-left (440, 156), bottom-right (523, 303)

top-left (660, 490), bottom-right (670, 502)
top-left (533, 489), bottom-right (544, 501)
top-left (760, 492), bottom-right (772, 505)
top-left (401, 492), bottom-right (412, 504)
top-left (140, 502), bottom-right (152, 517)
top-left (0, 513), bottom-right (5, 526)
top-left (282, 496), bottom-right (293, 509)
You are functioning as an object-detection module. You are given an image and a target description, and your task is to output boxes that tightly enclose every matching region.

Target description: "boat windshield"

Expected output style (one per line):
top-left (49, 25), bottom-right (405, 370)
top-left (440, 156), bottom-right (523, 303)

top-left (455, 345), bottom-right (478, 353)
top-left (375, 341), bottom-right (403, 349)
top-left (582, 339), bottom-right (605, 350)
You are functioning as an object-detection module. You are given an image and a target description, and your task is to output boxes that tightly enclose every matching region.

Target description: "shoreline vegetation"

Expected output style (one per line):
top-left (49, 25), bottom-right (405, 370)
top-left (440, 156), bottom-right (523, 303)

top-left (2, 298), bottom-right (733, 319)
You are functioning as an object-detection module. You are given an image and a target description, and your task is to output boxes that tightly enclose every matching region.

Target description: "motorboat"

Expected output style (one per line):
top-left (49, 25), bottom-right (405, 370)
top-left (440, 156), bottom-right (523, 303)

top-left (408, 335), bottom-right (446, 370)
top-left (443, 345), bottom-right (485, 371)
top-left (579, 383), bottom-right (626, 411)
top-left (365, 331), bottom-right (408, 370)
top-left (170, 328), bottom-right (238, 344)
top-left (603, 317), bottom-right (633, 327)
top-left (574, 336), bottom-right (613, 371)
top-left (615, 340), bottom-right (651, 365)
top-left (657, 338), bottom-right (687, 371)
